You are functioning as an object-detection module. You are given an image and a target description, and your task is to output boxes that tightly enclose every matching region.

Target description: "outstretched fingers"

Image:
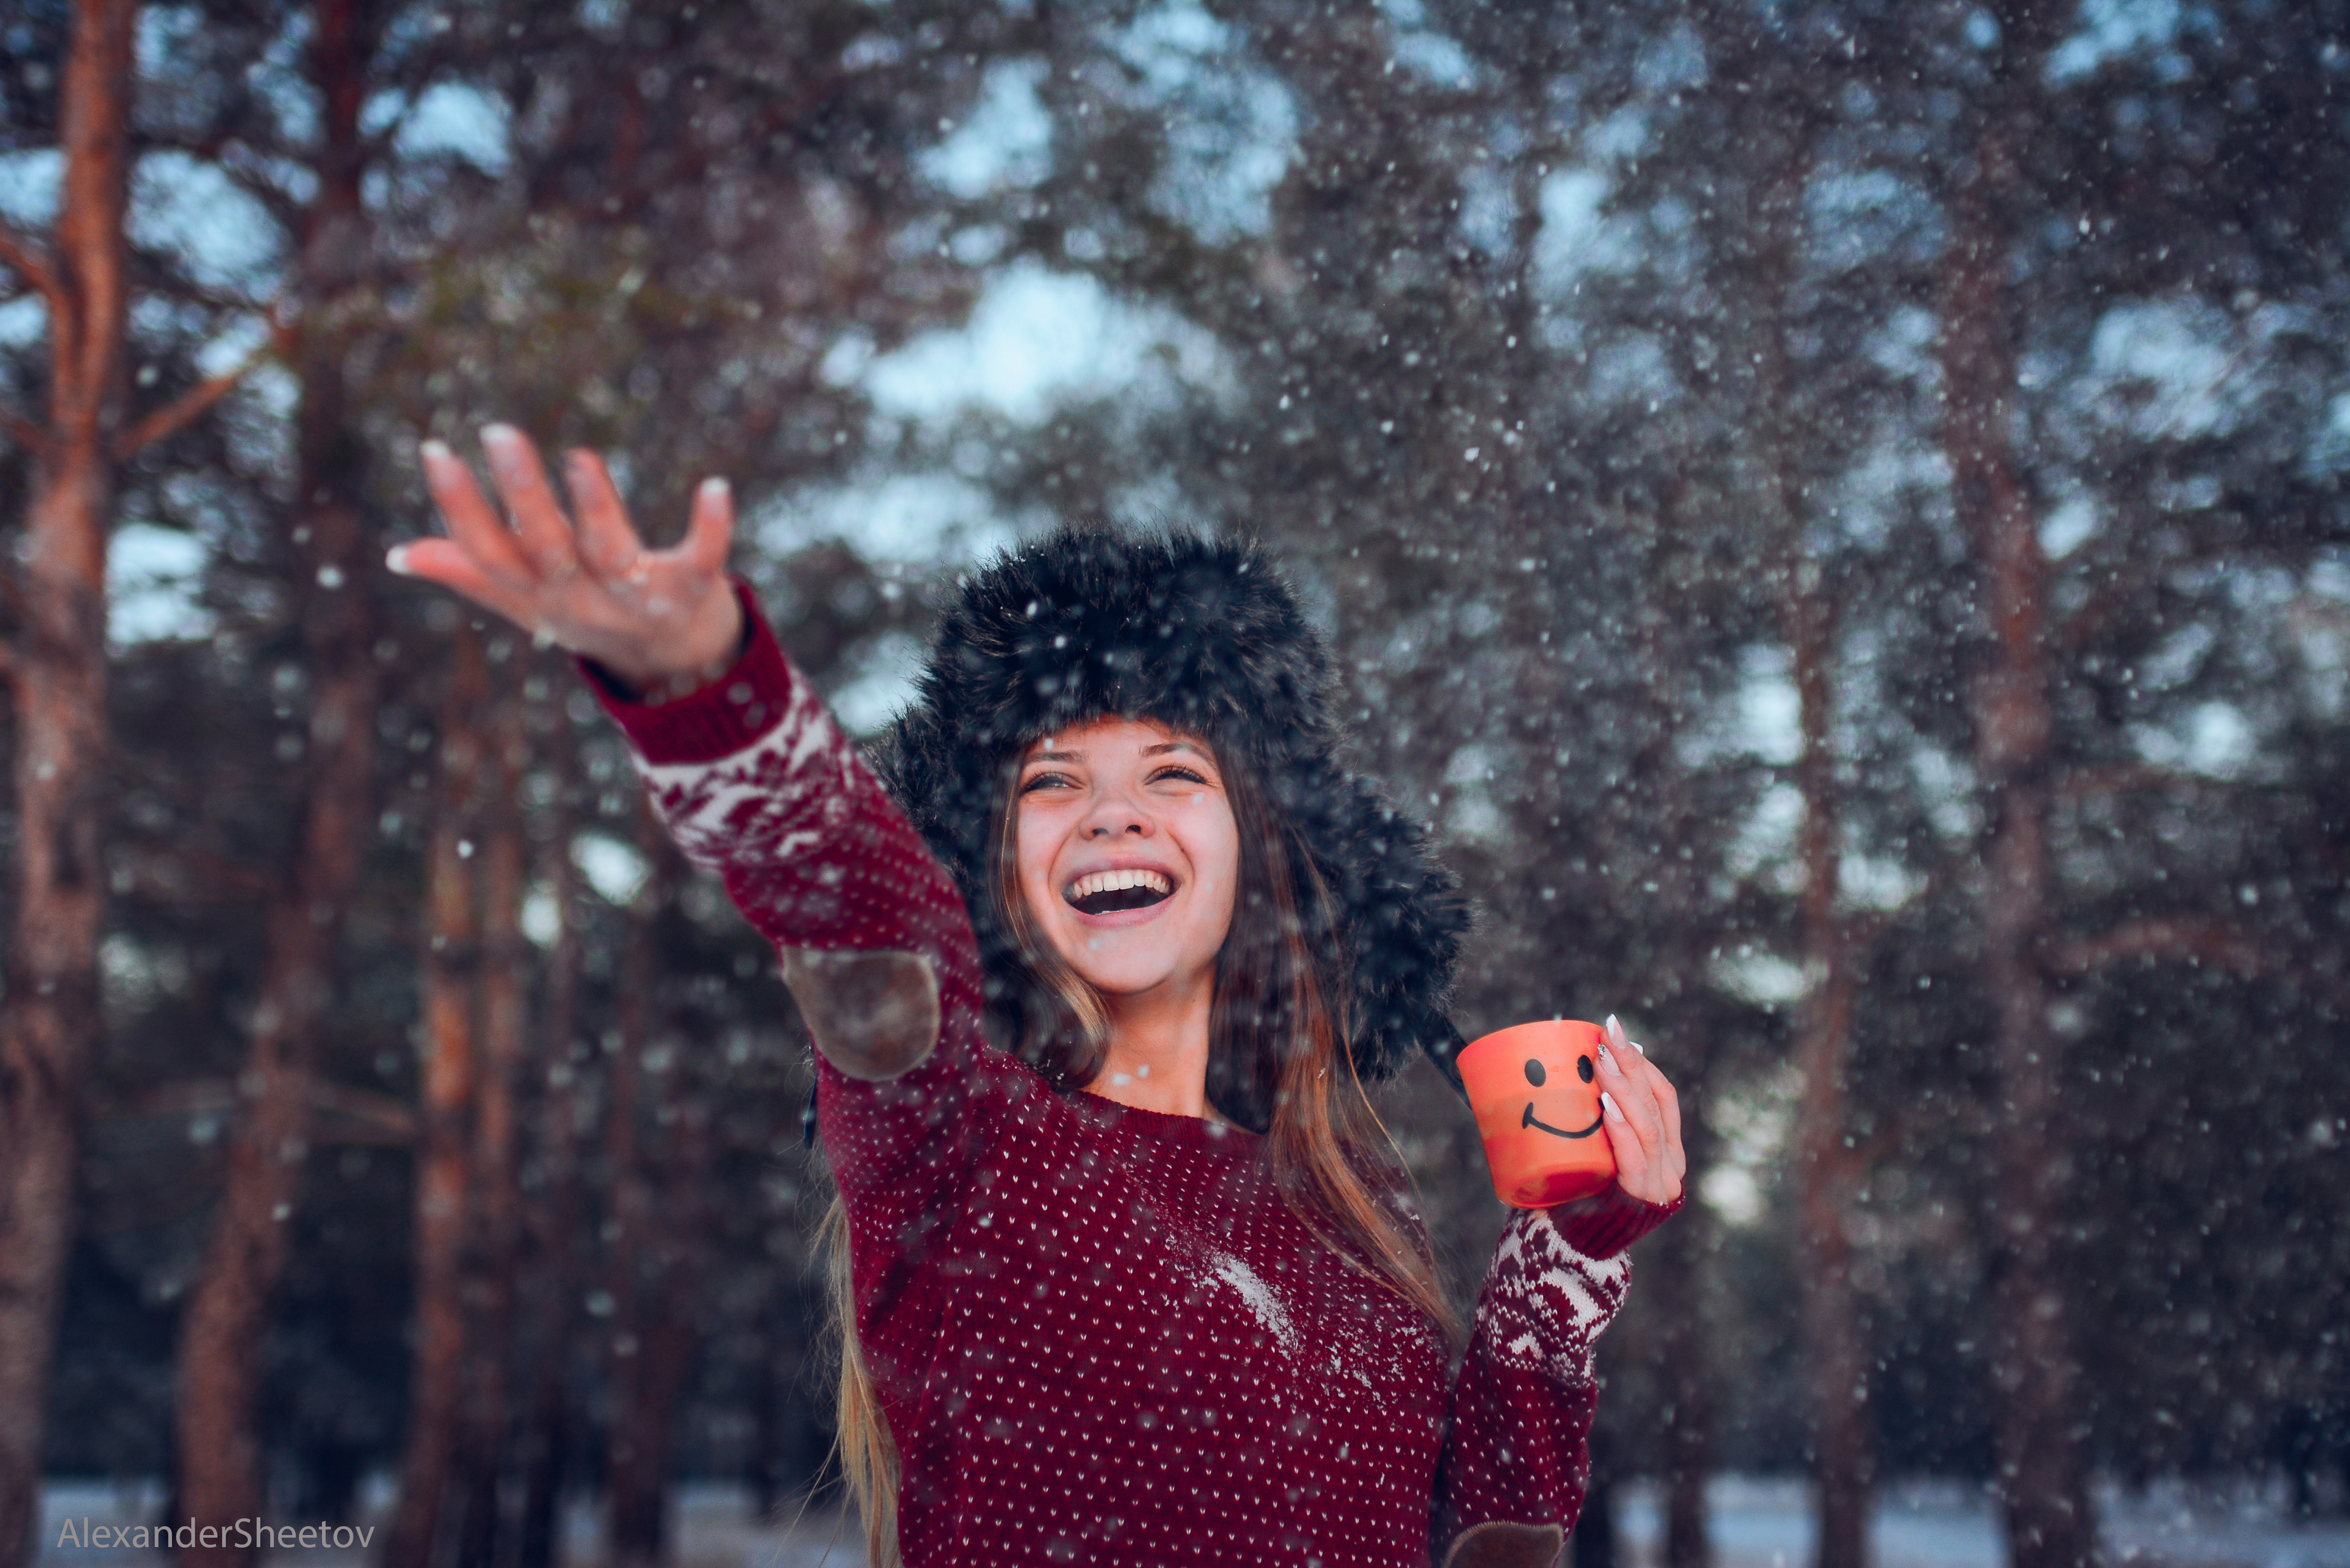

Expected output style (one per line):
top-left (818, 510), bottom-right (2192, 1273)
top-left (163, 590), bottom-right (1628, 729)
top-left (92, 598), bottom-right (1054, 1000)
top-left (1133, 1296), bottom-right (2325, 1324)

top-left (480, 424), bottom-right (584, 580)
top-left (388, 536), bottom-right (538, 633)
top-left (419, 440), bottom-right (536, 591)
top-left (682, 477), bottom-right (734, 578)
top-left (565, 448), bottom-right (646, 581)
top-left (395, 429), bottom-right (741, 682)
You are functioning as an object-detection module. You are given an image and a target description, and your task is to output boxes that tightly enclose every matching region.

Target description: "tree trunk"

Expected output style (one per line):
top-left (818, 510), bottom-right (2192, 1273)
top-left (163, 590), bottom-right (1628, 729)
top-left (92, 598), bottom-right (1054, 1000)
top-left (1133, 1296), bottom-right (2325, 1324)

top-left (1569, 1424), bottom-right (1618, 1568)
top-left (383, 626), bottom-right (490, 1568)
top-left (516, 677), bottom-right (588, 1568)
top-left (623, 1068), bottom-right (711, 1568)
top-left (1787, 567), bottom-right (1872, 1568)
top-left (1621, 556), bottom-right (1719, 1568)
top-left (1938, 13), bottom-right (2093, 1566)
top-left (612, 1179), bottom-right (702, 1568)
top-left (602, 834), bottom-right (713, 1568)
top-left (748, 1316), bottom-right (784, 1522)
top-left (171, 5), bottom-right (378, 1560)
top-left (456, 655), bottom-right (531, 1568)
top-left (1748, 137), bottom-right (1876, 1568)
top-left (1650, 1138), bottom-right (1714, 1568)
top-left (603, 822), bottom-right (675, 1568)
top-left (0, 6), bottom-right (135, 1565)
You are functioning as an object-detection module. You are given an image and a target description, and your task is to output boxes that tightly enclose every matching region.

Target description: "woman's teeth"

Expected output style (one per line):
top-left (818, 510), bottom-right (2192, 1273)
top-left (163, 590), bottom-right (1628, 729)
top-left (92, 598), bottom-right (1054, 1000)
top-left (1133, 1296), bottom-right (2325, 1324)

top-left (1065, 868), bottom-right (1174, 913)
top-left (1068, 869), bottom-right (1171, 901)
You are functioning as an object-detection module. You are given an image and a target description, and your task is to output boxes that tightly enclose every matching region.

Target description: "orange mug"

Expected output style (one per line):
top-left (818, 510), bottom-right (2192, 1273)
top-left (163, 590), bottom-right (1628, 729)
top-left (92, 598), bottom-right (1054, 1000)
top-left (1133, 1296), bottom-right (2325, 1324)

top-left (1459, 1019), bottom-right (1619, 1208)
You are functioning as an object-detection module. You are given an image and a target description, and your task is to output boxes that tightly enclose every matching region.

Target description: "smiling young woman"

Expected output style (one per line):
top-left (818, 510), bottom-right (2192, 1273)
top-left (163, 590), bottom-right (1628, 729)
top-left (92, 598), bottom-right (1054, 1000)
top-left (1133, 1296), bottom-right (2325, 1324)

top-left (986, 713), bottom-right (1456, 1322)
top-left (391, 428), bottom-right (1686, 1568)
top-left (1001, 719), bottom-right (1242, 1106)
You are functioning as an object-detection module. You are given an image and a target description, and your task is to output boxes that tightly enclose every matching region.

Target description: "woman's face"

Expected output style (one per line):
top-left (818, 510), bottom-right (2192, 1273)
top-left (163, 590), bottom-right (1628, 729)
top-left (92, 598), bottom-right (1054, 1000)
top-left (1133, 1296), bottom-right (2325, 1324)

top-left (1015, 717), bottom-right (1240, 1002)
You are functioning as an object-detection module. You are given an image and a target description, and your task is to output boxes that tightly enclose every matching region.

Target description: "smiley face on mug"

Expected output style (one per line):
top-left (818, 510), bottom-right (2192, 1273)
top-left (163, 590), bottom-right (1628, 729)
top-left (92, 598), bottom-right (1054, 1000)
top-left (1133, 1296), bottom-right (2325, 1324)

top-left (1518, 1045), bottom-right (1604, 1139)
top-left (1460, 1019), bottom-right (1619, 1209)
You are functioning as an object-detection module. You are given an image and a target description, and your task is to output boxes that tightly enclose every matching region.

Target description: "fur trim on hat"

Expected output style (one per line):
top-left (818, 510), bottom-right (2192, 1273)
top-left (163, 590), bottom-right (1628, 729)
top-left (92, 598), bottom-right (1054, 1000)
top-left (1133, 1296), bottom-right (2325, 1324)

top-left (867, 526), bottom-right (1469, 1099)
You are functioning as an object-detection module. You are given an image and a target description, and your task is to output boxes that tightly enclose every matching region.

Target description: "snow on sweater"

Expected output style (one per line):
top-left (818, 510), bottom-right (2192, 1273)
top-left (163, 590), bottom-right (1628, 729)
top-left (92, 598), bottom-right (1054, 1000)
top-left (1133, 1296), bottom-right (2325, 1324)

top-left (586, 586), bottom-right (1677, 1568)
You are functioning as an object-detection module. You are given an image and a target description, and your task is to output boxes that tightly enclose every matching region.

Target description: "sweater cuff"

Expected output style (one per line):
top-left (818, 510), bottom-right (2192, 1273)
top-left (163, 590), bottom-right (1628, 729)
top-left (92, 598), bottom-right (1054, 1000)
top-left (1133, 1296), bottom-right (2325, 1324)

top-left (575, 579), bottom-right (799, 765)
top-left (1549, 1183), bottom-right (1684, 1261)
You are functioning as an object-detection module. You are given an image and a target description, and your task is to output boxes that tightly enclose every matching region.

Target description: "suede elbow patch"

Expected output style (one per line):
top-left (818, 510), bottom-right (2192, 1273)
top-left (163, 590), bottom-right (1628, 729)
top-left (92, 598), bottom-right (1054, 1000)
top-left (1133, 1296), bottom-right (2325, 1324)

top-left (779, 947), bottom-right (940, 1082)
top-left (1442, 1520), bottom-right (1565, 1568)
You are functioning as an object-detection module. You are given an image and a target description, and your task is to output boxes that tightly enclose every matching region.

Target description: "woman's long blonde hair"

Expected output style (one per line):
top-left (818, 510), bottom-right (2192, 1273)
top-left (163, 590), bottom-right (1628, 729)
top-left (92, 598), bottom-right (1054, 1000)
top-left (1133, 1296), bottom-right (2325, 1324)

top-left (821, 735), bottom-right (1456, 1566)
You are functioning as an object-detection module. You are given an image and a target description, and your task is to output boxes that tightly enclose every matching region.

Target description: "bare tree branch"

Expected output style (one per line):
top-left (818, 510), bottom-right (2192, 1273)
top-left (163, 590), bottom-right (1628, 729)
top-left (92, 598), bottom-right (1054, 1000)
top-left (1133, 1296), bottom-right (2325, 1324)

top-left (123, 240), bottom-right (277, 318)
top-left (306, 1082), bottom-right (419, 1144)
top-left (113, 339), bottom-right (276, 459)
top-left (2049, 916), bottom-right (2263, 975)
top-left (2052, 763), bottom-right (2264, 801)
top-left (0, 218), bottom-right (59, 305)
top-left (96, 1078), bottom-right (417, 1144)
top-left (2048, 916), bottom-right (2350, 1009)
top-left (111, 841), bottom-right (278, 902)
top-left (1, 403), bottom-right (48, 459)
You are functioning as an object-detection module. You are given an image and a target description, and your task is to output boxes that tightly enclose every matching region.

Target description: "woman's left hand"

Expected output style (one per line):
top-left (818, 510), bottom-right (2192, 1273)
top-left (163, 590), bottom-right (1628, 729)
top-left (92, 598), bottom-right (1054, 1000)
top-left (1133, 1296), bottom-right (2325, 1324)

top-left (1596, 1014), bottom-right (1685, 1207)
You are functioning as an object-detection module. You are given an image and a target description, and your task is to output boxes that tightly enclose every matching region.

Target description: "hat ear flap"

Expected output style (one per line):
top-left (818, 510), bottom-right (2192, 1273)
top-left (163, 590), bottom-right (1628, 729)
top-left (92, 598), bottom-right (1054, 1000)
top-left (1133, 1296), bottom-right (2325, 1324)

top-left (1311, 778), bottom-right (1472, 1091)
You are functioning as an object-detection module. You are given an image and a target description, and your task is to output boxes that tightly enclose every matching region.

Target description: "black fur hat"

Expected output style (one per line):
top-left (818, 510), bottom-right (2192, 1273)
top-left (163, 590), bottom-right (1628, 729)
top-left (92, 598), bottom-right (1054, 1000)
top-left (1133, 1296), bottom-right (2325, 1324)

top-left (867, 526), bottom-right (1470, 1102)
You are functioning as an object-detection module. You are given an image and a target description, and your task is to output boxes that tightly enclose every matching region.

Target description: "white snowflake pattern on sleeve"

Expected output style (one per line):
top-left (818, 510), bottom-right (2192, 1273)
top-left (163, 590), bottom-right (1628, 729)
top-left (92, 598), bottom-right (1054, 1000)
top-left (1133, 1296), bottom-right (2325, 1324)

top-left (1473, 1205), bottom-right (1632, 1388)
top-left (630, 676), bottom-right (861, 874)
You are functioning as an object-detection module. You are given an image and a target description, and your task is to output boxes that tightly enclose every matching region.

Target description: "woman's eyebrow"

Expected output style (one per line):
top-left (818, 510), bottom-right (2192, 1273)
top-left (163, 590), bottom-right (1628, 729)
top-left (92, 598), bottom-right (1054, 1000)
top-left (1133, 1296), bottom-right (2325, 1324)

top-left (1142, 741), bottom-right (1212, 761)
top-left (1027, 748), bottom-right (1082, 763)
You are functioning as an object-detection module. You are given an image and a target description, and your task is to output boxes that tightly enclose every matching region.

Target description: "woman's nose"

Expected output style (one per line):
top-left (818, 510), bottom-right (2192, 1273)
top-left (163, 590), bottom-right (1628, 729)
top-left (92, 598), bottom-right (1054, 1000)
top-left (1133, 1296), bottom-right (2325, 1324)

top-left (1081, 785), bottom-right (1152, 838)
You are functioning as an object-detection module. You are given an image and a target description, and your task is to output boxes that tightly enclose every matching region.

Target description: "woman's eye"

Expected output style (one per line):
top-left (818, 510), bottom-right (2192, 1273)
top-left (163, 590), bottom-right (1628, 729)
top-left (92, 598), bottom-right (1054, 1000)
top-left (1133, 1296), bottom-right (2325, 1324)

top-left (1150, 766), bottom-right (1207, 785)
top-left (1019, 771), bottom-right (1075, 794)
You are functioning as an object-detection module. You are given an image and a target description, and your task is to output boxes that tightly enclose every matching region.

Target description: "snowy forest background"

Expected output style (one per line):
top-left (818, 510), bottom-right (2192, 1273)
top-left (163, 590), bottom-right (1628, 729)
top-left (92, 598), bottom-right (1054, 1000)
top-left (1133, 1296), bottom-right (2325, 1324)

top-left (1, 3), bottom-right (2346, 1568)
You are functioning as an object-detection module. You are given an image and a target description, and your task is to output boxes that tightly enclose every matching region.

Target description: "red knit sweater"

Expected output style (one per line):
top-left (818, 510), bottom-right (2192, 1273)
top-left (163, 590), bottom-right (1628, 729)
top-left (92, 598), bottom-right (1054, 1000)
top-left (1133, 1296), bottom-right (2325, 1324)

top-left (591, 590), bottom-right (1677, 1567)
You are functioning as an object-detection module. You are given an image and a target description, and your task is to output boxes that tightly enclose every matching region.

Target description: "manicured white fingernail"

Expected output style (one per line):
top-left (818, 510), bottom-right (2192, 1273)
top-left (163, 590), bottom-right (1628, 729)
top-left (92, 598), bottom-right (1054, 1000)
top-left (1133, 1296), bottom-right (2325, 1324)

top-left (418, 439), bottom-right (452, 465)
top-left (385, 544), bottom-right (414, 575)
top-left (698, 476), bottom-right (729, 503)
top-left (1632, 1040), bottom-right (1646, 1056)
top-left (1605, 1013), bottom-right (1620, 1034)
top-left (481, 425), bottom-right (525, 468)
top-left (1602, 1091), bottom-right (1625, 1123)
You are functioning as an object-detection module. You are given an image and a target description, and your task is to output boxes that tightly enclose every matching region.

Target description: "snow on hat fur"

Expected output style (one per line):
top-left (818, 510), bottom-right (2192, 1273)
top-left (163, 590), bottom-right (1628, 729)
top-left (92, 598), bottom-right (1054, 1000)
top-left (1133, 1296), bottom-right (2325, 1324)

top-left (867, 525), bottom-right (1470, 1096)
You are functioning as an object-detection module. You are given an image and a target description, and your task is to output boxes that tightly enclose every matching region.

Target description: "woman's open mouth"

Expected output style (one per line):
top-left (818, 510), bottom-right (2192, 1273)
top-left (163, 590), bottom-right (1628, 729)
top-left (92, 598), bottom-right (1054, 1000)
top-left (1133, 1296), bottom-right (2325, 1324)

top-left (1065, 868), bottom-right (1175, 916)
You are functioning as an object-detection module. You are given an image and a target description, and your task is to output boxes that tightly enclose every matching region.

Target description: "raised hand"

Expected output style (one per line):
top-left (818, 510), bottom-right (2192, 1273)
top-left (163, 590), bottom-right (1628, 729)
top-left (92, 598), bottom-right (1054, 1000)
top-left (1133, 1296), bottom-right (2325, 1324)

top-left (1595, 1014), bottom-right (1686, 1207)
top-left (389, 425), bottom-right (744, 696)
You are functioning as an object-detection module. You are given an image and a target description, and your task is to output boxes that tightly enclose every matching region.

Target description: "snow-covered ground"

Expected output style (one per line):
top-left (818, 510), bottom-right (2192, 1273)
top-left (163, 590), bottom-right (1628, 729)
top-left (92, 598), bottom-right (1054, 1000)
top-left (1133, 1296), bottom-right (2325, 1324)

top-left (1617, 1477), bottom-right (2350, 1568)
top-left (36, 1475), bottom-right (2350, 1568)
